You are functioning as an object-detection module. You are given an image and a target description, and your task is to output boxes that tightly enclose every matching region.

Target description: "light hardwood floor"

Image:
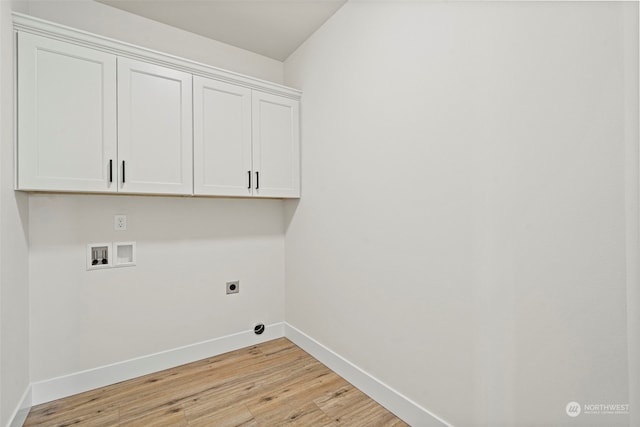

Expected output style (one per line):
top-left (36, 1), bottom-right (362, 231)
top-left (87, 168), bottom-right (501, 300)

top-left (25, 338), bottom-right (409, 426)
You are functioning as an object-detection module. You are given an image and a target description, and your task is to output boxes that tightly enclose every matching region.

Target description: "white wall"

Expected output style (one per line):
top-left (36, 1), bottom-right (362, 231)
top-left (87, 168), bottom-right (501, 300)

top-left (623, 7), bottom-right (640, 427)
top-left (284, 2), bottom-right (637, 426)
top-left (24, 0), bottom-right (283, 84)
top-left (22, 0), bottom-right (287, 390)
top-left (0, 0), bottom-right (30, 425)
top-left (29, 195), bottom-right (285, 382)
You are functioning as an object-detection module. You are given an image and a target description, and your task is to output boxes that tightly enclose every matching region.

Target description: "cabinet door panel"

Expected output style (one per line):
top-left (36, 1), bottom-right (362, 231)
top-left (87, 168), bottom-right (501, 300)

top-left (252, 92), bottom-right (300, 198)
top-left (193, 77), bottom-right (252, 196)
top-left (17, 32), bottom-right (117, 192)
top-left (118, 58), bottom-right (193, 195)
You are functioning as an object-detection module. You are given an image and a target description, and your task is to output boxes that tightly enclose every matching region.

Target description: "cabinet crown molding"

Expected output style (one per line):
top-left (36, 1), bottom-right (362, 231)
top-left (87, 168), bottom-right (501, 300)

top-left (12, 12), bottom-right (301, 100)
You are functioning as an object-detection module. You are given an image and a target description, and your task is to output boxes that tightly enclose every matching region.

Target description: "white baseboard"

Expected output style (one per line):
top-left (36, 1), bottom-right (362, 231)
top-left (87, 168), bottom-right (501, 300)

top-left (7, 385), bottom-right (31, 427)
top-left (284, 323), bottom-right (451, 427)
top-left (31, 322), bottom-right (285, 406)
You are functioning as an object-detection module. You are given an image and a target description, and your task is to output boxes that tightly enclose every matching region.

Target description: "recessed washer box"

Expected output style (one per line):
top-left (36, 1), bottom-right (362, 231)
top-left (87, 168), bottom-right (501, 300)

top-left (87, 243), bottom-right (112, 270)
top-left (114, 242), bottom-right (136, 267)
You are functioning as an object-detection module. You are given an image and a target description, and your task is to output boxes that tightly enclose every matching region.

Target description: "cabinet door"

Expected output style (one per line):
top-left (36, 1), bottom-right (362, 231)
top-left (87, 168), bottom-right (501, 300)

top-left (17, 32), bottom-right (117, 192)
top-left (251, 91), bottom-right (300, 198)
top-left (193, 76), bottom-right (252, 196)
top-left (117, 58), bottom-right (193, 195)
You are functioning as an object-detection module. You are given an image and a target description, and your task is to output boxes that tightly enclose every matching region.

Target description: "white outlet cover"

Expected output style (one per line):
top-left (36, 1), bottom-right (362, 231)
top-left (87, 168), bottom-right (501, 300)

top-left (114, 214), bottom-right (127, 231)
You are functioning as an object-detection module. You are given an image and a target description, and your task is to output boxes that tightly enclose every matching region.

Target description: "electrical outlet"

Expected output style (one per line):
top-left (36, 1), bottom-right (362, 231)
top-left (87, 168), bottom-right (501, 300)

top-left (114, 214), bottom-right (127, 231)
top-left (226, 281), bottom-right (239, 294)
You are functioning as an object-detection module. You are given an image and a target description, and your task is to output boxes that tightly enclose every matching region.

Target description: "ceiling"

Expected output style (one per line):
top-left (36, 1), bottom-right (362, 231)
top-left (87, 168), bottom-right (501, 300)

top-left (95, 0), bottom-right (347, 61)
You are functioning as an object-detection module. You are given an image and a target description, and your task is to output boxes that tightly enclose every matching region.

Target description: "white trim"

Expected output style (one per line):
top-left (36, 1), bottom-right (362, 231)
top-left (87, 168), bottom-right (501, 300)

top-left (7, 386), bottom-right (31, 427)
top-left (31, 322), bottom-right (285, 405)
top-left (11, 12), bottom-right (301, 100)
top-left (284, 323), bottom-right (452, 427)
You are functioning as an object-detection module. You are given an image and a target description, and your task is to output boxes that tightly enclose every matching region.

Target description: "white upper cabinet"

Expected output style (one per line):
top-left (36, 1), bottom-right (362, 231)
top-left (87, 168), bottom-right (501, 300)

top-left (17, 32), bottom-right (117, 192)
top-left (193, 77), bottom-right (301, 198)
top-left (252, 92), bottom-right (300, 198)
top-left (193, 76), bottom-right (252, 196)
top-left (118, 58), bottom-right (193, 195)
top-left (14, 14), bottom-right (301, 198)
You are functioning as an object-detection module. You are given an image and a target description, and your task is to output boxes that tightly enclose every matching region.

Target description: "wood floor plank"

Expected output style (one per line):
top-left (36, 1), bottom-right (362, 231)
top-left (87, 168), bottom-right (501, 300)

top-left (251, 401), bottom-right (338, 427)
top-left (23, 406), bottom-right (119, 427)
top-left (24, 338), bottom-right (408, 427)
top-left (185, 402), bottom-right (257, 427)
top-left (314, 385), bottom-right (409, 427)
top-left (25, 386), bottom-right (118, 425)
top-left (118, 403), bottom-right (187, 427)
